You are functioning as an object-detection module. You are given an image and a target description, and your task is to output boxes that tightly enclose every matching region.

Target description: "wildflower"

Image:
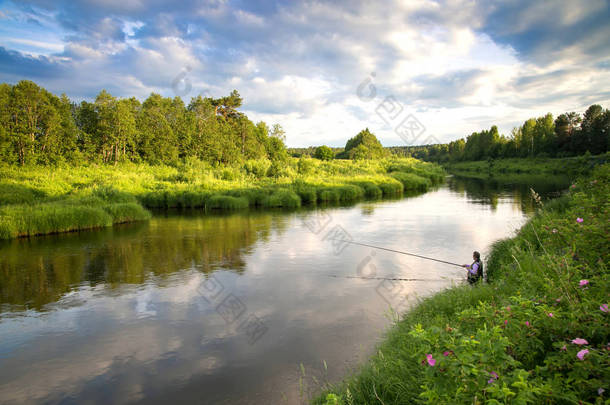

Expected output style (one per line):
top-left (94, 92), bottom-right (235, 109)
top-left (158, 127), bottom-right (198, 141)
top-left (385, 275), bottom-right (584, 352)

top-left (425, 354), bottom-right (436, 366)
top-left (487, 371), bottom-right (499, 384)
top-left (504, 320), bottom-right (508, 325)
top-left (443, 351), bottom-right (452, 357)
top-left (577, 349), bottom-right (589, 360)
top-left (576, 217), bottom-right (584, 223)
top-left (560, 345), bottom-right (567, 351)
top-left (571, 338), bottom-right (588, 345)
top-left (556, 298), bottom-right (561, 302)
top-left (506, 306), bottom-right (511, 311)
top-left (552, 228), bottom-right (558, 233)
top-left (571, 184), bottom-right (576, 188)
top-left (599, 388), bottom-right (605, 395)
top-left (579, 279), bottom-right (589, 287)
top-left (601, 304), bottom-right (608, 312)
top-left (525, 321), bottom-right (530, 327)
top-left (548, 313), bottom-right (554, 317)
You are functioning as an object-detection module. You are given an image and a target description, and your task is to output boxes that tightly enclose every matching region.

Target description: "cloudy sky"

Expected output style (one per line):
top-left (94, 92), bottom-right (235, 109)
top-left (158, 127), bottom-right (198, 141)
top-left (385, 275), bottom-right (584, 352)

top-left (1, 0), bottom-right (609, 147)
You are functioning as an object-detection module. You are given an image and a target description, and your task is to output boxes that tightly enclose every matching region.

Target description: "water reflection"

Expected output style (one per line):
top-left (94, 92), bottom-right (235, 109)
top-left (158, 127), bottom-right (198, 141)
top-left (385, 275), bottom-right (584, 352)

top-left (0, 176), bottom-right (568, 404)
top-left (0, 213), bottom-right (288, 313)
top-left (448, 174), bottom-right (570, 213)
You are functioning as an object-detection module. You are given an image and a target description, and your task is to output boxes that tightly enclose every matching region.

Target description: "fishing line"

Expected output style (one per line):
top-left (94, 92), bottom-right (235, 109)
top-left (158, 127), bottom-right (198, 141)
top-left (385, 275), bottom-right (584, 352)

top-left (328, 239), bottom-right (464, 267)
top-left (326, 274), bottom-right (455, 282)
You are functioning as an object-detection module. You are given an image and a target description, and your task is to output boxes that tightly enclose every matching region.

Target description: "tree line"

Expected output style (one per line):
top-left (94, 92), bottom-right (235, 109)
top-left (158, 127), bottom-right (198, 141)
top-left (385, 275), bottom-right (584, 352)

top-left (391, 104), bottom-right (609, 162)
top-left (0, 80), bottom-right (288, 166)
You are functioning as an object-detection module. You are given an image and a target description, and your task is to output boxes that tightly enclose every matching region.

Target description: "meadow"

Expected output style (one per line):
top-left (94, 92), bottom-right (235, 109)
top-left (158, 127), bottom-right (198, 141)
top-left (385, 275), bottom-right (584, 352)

top-left (315, 163), bottom-right (609, 404)
top-left (0, 157), bottom-right (444, 239)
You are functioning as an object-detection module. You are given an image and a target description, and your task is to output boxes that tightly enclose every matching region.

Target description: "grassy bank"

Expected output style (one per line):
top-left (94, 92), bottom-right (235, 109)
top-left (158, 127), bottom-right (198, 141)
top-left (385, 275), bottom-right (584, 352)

top-left (444, 154), bottom-right (608, 177)
top-left (315, 164), bottom-right (609, 404)
top-left (0, 157), bottom-right (444, 239)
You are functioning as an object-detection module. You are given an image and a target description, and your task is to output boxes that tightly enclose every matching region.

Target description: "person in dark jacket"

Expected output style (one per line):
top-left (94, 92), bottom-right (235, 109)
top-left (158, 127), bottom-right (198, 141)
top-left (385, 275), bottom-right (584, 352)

top-left (462, 251), bottom-right (483, 284)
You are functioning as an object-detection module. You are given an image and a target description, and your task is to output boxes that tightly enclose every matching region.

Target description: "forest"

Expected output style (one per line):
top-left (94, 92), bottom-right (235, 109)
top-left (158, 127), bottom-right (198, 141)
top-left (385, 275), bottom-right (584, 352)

top-left (0, 80), bottom-right (288, 166)
top-left (391, 104), bottom-right (609, 162)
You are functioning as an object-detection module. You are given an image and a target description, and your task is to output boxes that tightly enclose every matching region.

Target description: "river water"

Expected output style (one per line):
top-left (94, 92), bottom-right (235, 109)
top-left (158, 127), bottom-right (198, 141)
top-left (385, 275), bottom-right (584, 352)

top-left (0, 175), bottom-right (568, 404)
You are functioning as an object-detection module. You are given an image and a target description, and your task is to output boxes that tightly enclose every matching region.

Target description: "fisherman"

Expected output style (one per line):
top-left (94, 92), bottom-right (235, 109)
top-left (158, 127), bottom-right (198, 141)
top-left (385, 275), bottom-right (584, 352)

top-left (462, 251), bottom-right (483, 284)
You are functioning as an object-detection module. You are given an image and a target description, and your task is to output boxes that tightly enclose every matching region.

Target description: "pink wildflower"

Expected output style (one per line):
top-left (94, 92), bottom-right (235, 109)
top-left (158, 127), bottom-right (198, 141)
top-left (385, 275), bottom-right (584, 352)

top-left (576, 217), bottom-right (584, 223)
top-left (548, 313), bottom-right (554, 317)
top-left (601, 304), bottom-right (608, 312)
top-left (577, 349), bottom-right (589, 360)
top-left (443, 351), bottom-right (452, 357)
top-left (579, 279), bottom-right (589, 287)
top-left (504, 319), bottom-right (508, 325)
top-left (425, 354), bottom-right (436, 366)
top-left (571, 338), bottom-right (588, 345)
top-left (525, 321), bottom-right (530, 327)
top-left (560, 345), bottom-right (567, 351)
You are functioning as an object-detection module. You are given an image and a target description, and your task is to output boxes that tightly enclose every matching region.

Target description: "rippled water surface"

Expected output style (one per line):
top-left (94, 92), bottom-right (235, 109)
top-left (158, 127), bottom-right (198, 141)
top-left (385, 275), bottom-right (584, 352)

top-left (0, 175), bottom-right (568, 404)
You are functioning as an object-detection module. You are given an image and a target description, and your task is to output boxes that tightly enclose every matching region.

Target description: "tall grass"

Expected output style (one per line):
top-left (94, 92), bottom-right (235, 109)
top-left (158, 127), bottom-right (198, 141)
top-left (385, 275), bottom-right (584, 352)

top-left (0, 157), bottom-right (445, 239)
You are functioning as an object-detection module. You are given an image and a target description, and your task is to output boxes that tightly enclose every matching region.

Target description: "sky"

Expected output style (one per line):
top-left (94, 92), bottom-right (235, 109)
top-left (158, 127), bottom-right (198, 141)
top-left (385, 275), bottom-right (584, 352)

top-left (0, 0), bottom-right (609, 147)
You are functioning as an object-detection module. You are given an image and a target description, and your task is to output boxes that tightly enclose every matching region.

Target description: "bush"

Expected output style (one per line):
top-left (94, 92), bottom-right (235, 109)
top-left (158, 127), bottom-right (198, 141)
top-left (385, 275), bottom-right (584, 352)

top-left (314, 145), bottom-right (334, 161)
top-left (243, 159), bottom-right (271, 178)
top-left (297, 157), bottom-right (316, 175)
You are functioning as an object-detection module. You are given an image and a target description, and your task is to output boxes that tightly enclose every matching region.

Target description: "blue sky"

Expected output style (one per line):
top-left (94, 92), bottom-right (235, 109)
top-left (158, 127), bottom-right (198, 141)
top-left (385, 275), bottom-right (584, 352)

top-left (1, 0), bottom-right (609, 147)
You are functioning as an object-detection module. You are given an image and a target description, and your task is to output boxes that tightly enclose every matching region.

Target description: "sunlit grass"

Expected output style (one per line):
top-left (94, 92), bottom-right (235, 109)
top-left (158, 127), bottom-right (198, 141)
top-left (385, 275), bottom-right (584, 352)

top-left (0, 157), bottom-right (445, 238)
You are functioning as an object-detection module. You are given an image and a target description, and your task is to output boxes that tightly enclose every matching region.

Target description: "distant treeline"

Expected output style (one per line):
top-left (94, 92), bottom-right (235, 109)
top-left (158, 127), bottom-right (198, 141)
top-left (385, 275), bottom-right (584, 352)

top-left (0, 80), bottom-right (289, 166)
top-left (390, 104), bottom-right (609, 162)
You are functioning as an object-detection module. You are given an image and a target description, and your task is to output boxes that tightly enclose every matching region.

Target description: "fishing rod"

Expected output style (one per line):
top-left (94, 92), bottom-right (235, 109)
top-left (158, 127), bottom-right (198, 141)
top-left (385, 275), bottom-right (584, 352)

top-left (329, 239), bottom-right (464, 268)
top-left (326, 274), bottom-right (453, 282)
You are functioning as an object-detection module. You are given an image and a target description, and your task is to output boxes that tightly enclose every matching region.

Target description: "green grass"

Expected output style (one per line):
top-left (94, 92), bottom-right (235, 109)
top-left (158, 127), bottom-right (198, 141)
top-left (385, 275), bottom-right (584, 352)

top-left (314, 164), bottom-right (609, 405)
top-left (444, 154), bottom-right (608, 177)
top-left (0, 157), bottom-right (445, 239)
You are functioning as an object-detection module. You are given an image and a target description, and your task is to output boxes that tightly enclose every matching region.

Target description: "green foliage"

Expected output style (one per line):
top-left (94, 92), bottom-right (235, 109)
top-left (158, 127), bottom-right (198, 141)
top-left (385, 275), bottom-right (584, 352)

top-left (341, 128), bottom-right (388, 160)
top-left (297, 157), bottom-right (315, 174)
top-left (314, 145), bottom-right (334, 161)
top-left (314, 164), bottom-right (610, 404)
top-left (392, 105), bottom-right (608, 163)
top-left (0, 80), bottom-right (288, 166)
top-left (262, 189), bottom-right (301, 208)
top-left (390, 172), bottom-right (431, 191)
top-left (206, 195), bottom-right (249, 210)
top-left (0, 157), bottom-right (444, 239)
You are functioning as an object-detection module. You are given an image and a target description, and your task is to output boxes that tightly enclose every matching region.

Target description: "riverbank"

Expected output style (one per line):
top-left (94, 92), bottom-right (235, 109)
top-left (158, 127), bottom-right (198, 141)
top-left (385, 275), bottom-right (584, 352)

top-left (315, 163), bottom-right (609, 404)
top-left (444, 154), bottom-right (608, 177)
top-left (0, 157), bottom-right (443, 239)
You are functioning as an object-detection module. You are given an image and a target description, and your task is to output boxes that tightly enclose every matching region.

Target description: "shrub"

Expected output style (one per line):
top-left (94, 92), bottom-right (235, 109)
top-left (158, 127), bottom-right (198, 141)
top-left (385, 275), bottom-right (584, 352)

top-left (243, 159), bottom-right (271, 178)
top-left (314, 145), bottom-right (334, 161)
top-left (297, 157), bottom-right (316, 175)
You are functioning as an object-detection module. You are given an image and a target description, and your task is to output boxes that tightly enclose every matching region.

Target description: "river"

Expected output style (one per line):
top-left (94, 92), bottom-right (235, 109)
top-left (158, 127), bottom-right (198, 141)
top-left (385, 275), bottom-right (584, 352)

top-left (0, 175), bottom-right (569, 404)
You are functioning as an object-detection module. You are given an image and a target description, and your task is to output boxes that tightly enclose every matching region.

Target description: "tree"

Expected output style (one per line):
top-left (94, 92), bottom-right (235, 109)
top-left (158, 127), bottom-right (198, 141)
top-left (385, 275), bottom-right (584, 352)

top-left (314, 145), bottom-right (334, 160)
top-left (554, 112), bottom-right (581, 154)
top-left (342, 128), bottom-right (387, 159)
top-left (270, 123), bottom-right (286, 142)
